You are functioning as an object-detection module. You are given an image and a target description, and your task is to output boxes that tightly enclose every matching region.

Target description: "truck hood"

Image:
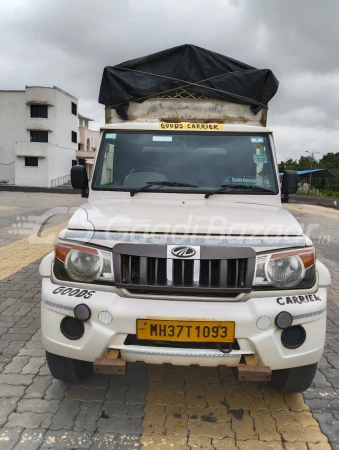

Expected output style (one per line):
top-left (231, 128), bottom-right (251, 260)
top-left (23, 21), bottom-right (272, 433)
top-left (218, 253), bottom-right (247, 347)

top-left (68, 199), bottom-right (303, 237)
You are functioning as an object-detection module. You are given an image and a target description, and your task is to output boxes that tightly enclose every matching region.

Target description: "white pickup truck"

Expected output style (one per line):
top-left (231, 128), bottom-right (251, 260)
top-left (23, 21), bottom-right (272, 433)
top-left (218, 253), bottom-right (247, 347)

top-left (40, 96), bottom-right (331, 393)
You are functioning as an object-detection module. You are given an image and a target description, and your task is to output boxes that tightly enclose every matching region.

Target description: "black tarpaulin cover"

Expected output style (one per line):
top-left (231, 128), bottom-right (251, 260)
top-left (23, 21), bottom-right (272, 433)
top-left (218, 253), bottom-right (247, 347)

top-left (99, 44), bottom-right (279, 120)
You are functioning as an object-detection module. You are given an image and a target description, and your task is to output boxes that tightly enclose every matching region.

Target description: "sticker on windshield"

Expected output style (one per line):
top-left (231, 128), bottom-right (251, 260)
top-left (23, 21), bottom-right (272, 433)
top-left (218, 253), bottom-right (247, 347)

top-left (153, 136), bottom-right (173, 142)
top-left (253, 154), bottom-right (268, 164)
top-left (251, 137), bottom-right (264, 143)
top-left (159, 123), bottom-right (223, 131)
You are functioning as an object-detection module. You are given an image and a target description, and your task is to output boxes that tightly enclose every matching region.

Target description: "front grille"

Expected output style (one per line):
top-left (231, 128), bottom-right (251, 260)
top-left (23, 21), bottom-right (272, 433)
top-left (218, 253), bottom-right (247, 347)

top-left (113, 244), bottom-right (256, 294)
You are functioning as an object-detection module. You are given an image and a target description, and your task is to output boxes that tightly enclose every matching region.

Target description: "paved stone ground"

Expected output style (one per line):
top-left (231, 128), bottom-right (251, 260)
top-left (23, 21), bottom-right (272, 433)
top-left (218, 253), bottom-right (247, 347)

top-left (0, 194), bottom-right (338, 449)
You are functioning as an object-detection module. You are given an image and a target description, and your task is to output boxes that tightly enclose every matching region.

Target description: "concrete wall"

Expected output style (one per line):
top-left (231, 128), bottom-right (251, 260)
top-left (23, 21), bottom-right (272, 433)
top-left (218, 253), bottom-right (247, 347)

top-left (0, 91), bottom-right (26, 183)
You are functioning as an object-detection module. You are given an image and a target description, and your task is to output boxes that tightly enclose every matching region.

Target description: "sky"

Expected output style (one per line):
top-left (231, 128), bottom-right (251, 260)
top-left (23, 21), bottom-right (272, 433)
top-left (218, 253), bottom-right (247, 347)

top-left (1, 0), bottom-right (338, 162)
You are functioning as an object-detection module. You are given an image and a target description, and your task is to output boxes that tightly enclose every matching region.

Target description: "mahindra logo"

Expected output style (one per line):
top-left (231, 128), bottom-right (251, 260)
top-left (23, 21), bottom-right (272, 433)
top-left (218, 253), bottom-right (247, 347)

top-left (171, 246), bottom-right (196, 258)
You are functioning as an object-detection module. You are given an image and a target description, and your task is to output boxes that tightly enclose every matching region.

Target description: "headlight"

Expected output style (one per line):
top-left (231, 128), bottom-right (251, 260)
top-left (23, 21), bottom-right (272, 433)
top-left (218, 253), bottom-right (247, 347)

top-left (65, 250), bottom-right (103, 282)
top-left (54, 241), bottom-right (114, 283)
top-left (253, 248), bottom-right (315, 289)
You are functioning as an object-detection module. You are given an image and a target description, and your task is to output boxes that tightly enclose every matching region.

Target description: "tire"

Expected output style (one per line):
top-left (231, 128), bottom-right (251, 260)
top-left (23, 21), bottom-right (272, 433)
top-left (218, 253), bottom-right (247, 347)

top-left (46, 351), bottom-right (93, 382)
top-left (271, 363), bottom-right (317, 393)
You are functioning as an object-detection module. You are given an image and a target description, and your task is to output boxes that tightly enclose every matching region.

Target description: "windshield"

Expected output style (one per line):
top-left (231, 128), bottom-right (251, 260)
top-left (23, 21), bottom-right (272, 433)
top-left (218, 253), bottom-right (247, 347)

top-left (92, 131), bottom-right (278, 194)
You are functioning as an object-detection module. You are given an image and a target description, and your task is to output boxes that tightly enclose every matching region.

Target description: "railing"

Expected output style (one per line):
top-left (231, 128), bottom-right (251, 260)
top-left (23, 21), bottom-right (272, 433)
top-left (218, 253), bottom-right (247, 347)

top-left (50, 174), bottom-right (71, 188)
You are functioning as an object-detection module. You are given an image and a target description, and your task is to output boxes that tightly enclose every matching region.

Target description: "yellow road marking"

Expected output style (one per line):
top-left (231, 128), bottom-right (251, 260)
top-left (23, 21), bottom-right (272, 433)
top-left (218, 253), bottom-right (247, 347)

top-left (284, 203), bottom-right (339, 220)
top-left (0, 206), bottom-right (19, 211)
top-left (0, 221), bottom-right (67, 280)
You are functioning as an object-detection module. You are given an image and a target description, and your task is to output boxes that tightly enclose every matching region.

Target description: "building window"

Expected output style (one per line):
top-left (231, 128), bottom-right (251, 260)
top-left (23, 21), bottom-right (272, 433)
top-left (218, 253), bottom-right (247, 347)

top-left (30, 105), bottom-right (48, 118)
top-left (72, 131), bottom-right (77, 143)
top-left (86, 138), bottom-right (90, 152)
top-left (30, 130), bottom-right (48, 143)
top-left (71, 102), bottom-right (77, 115)
top-left (25, 157), bottom-right (38, 167)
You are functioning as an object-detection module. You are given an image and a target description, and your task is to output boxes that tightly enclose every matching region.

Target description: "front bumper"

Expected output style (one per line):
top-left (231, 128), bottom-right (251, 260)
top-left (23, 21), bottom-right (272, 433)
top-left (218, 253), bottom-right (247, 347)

top-left (41, 278), bottom-right (327, 370)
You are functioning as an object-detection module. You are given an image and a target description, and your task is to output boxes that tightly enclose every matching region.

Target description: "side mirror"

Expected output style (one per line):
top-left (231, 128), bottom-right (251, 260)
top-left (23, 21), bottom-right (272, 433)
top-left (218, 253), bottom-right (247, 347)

top-left (71, 165), bottom-right (88, 197)
top-left (281, 170), bottom-right (298, 195)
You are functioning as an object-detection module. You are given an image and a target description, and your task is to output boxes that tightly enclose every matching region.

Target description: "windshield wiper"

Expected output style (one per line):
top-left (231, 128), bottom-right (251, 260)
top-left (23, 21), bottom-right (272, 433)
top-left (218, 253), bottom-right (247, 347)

top-left (205, 184), bottom-right (275, 199)
top-left (130, 181), bottom-right (198, 197)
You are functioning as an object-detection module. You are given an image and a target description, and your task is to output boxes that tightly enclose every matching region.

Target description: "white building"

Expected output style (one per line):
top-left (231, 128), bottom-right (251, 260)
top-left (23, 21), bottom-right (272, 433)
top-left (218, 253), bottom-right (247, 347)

top-left (77, 114), bottom-right (100, 178)
top-left (0, 86), bottom-right (79, 187)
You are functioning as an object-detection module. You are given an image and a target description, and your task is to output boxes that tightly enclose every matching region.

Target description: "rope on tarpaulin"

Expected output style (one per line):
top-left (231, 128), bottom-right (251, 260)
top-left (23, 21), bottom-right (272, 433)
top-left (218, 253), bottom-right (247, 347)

top-left (107, 67), bottom-right (269, 110)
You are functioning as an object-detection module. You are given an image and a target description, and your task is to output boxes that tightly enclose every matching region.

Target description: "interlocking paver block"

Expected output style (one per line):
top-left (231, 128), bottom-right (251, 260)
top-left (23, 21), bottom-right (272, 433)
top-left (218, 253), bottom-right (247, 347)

top-left (188, 420), bottom-right (234, 439)
top-left (250, 410), bottom-right (281, 441)
top-left (24, 375), bottom-right (52, 399)
top-left (148, 381), bottom-right (185, 394)
top-left (262, 387), bottom-right (289, 411)
top-left (148, 365), bottom-right (166, 381)
top-left (17, 399), bottom-right (59, 414)
top-left (42, 430), bottom-right (93, 449)
top-left (102, 401), bottom-right (144, 419)
top-left (188, 436), bottom-right (214, 449)
top-left (0, 397), bottom-right (20, 427)
top-left (165, 364), bottom-right (184, 382)
top-left (185, 383), bottom-right (207, 407)
top-left (0, 427), bottom-right (23, 450)
top-left (125, 383), bottom-right (148, 405)
top-left (164, 405), bottom-right (188, 436)
top-left (277, 424), bottom-right (328, 443)
top-left (0, 374), bottom-right (34, 386)
top-left (97, 416), bottom-right (143, 435)
top-left (227, 395), bottom-right (268, 411)
top-left (72, 374), bottom-right (110, 389)
top-left (187, 406), bottom-right (231, 423)
top-left (6, 412), bottom-right (53, 429)
top-left (0, 384), bottom-right (26, 398)
top-left (142, 405), bottom-right (166, 435)
top-left (284, 393), bottom-right (311, 412)
top-left (12, 428), bottom-right (46, 450)
top-left (44, 379), bottom-right (69, 400)
top-left (105, 379), bottom-right (128, 403)
top-left (231, 410), bottom-right (258, 440)
top-left (147, 391), bottom-right (185, 406)
top-left (271, 410), bottom-right (319, 428)
top-left (236, 441), bottom-right (284, 450)
top-left (307, 443), bottom-right (333, 450)
top-left (50, 400), bottom-right (81, 431)
top-left (21, 356), bottom-right (46, 375)
top-left (141, 434), bottom-right (189, 449)
top-left (18, 348), bottom-right (46, 358)
top-left (184, 367), bottom-right (219, 384)
top-left (3, 356), bottom-right (30, 374)
top-left (212, 438), bottom-right (238, 449)
top-left (284, 443), bottom-right (308, 450)
top-left (224, 383), bottom-right (262, 398)
top-left (89, 433), bottom-right (118, 450)
top-left (204, 383), bottom-right (225, 407)
top-left (73, 401), bottom-right (102, 432)
top-left (65, 387), bottom-right (106, 402)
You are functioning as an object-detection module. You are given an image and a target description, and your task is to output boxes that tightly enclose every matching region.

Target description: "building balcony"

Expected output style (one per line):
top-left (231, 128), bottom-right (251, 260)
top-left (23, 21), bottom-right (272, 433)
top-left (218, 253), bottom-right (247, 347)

top-left (15, 142), bottom-right (49, 158)
top-left (76, 150), bottom-right (95, 159)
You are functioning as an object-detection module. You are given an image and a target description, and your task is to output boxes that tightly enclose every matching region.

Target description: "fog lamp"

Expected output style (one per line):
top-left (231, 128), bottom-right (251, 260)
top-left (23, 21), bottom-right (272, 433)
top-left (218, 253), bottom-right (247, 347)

top-left (275, 311), bottom-right (293, 329)
top-left (74, 304), bottom-right (91, 321)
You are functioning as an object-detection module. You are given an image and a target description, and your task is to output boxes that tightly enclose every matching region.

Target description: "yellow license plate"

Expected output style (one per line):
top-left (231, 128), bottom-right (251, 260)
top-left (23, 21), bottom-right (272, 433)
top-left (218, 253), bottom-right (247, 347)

top-left (136, 319), bottom-right (235, 343)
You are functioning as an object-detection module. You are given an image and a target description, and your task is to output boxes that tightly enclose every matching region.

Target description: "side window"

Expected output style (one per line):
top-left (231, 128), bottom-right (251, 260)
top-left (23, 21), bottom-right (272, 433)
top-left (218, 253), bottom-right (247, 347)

top-left (30, 105), bottom-right (48, 118)
top-left (100, 133), bottom-right (116, 185)
top-left (25, 157), bottom-right (38, 167)
top-left (72, 131), bottom-right (77, 143)
top-left (71, 102), bottom-right (77, 115)
top-left (30, 130), bottom-right (48, 143)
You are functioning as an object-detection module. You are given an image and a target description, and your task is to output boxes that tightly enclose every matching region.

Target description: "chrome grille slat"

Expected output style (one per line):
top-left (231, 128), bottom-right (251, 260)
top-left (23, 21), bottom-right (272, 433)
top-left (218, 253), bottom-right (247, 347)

top-left (113, 244), bottom-right (256, 294)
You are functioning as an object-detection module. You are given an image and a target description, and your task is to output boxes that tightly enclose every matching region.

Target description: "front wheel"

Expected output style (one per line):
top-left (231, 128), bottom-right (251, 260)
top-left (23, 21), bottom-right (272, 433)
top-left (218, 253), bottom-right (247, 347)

top-left (46, 351), bottom-right (93, 382)
top-left (271, 363), bottom-right (317, 393)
